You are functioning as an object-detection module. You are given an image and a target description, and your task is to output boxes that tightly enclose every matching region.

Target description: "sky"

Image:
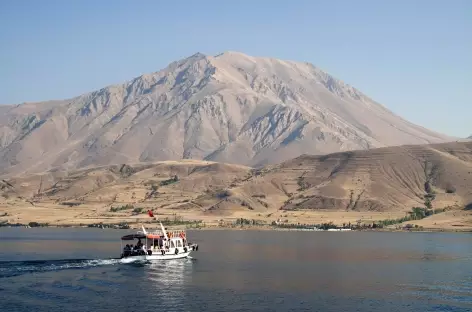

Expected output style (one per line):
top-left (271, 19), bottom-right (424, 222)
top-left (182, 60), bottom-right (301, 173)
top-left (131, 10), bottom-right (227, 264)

top-left (0, 0), bottom-right (470, 137)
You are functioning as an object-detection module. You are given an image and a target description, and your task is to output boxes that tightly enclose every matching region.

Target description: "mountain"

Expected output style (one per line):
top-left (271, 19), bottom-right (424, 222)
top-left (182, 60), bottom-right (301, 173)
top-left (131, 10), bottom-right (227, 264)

top-left (1, 141), bottom-right (471, 229)
top-left (0, 51), bottom-right (454, 177)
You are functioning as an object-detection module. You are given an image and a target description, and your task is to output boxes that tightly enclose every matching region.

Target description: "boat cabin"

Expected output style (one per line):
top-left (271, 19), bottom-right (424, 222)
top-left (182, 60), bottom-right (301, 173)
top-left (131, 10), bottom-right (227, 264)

top-left (120, 229), bottom-right (189, 257)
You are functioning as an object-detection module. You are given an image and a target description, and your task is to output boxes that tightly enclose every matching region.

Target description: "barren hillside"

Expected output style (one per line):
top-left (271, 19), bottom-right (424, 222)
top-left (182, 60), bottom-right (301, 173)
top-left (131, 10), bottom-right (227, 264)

top-left (1, 141), bottom-right (471, 228)
top-left (255, 141), bottom-right (472, 212)
top-left (0, 51), bottom-right (454, 176)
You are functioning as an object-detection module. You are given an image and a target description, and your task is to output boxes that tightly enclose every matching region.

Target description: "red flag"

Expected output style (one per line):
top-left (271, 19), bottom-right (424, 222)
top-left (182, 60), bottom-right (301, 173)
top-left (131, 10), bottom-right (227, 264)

top-left (148, 210), bottom-right (154, 217)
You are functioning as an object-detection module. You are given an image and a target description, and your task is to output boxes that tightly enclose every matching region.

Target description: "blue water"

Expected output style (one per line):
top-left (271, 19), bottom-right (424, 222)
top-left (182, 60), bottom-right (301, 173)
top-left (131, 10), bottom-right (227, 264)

top-left (1, 228), bottom-right (471, 311)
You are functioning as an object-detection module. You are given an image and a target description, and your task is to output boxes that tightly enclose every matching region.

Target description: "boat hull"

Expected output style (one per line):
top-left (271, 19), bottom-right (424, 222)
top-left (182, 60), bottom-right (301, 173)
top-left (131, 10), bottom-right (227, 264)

top-left (120, 251), bottom-right (192, 263)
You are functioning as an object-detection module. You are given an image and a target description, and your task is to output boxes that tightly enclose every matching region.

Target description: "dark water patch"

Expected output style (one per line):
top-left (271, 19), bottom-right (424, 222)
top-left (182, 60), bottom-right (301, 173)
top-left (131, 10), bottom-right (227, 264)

top-left (399, 278), bottom-right (472, 307)
top-left (51, 281), bottom-right (88, 292)
top-left (1, 228), bottom-right (471, 312)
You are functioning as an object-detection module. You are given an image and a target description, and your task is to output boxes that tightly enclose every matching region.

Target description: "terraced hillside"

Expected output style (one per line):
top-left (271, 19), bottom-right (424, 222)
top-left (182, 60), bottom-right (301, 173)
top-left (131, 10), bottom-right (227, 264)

top-left (252, 141), bottom-right (472, 212)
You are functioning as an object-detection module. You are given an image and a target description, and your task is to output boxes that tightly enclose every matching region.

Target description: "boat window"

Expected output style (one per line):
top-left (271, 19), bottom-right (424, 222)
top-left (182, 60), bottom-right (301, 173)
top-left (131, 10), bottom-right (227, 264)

top-left (178, 240), bottom-right (182, 247)
top-left (171, 241), bottom-right (175, 248)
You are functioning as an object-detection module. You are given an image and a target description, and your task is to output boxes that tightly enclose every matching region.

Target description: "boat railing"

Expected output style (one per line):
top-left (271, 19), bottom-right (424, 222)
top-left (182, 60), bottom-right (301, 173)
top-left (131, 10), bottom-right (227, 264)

top-left (137, 229), bottom-right (187, 238)
top-left (166, 230), bottom-right (187, 238)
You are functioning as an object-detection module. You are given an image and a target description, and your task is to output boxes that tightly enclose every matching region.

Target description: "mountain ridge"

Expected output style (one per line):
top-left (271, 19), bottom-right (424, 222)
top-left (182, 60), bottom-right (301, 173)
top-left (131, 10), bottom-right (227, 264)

top-left (0, 51), bottom-right (455, 177)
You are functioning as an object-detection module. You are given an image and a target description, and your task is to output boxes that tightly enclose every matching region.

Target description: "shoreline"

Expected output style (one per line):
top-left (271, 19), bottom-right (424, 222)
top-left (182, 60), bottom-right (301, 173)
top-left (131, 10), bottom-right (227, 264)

top-left (2, 203), bottom-right (471, 233)
top-left (1, 222), bottom-right (471, 233)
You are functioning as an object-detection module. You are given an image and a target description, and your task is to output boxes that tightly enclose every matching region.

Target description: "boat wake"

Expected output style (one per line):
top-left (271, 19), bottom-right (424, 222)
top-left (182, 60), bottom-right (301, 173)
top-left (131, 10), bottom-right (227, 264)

top-left (0, 255), bottom-right (196, 279)
top-left (0, 258), bottom-right (121, 279)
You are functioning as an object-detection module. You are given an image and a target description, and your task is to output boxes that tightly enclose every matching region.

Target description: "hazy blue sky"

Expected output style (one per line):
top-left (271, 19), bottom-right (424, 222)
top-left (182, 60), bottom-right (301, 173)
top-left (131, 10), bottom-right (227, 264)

top-left (0, 0), bottom-right (470, 137)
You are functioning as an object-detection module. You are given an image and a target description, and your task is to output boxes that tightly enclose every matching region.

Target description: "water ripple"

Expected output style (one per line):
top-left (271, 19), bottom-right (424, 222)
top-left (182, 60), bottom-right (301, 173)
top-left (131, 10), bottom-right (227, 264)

top-left (0, 258), bottom-right (121, 278)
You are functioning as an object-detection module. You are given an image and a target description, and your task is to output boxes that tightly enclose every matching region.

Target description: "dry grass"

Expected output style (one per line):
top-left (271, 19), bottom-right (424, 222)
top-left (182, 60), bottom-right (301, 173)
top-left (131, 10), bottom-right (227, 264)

top-left (1, 141), bottom-right (472, 230)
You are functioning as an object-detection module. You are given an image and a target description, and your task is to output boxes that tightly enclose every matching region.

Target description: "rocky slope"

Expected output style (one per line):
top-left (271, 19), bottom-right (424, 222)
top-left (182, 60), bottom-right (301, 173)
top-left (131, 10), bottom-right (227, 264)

top-left (0, 51), bottom-right (454, 176)
top-left (2, 141), bottom-right (471, 215)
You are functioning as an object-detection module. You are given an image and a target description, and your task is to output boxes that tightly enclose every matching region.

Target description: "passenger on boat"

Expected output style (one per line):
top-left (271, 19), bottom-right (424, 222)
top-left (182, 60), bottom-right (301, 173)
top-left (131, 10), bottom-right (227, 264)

top-left (122, 244), bottom-right (131, 257)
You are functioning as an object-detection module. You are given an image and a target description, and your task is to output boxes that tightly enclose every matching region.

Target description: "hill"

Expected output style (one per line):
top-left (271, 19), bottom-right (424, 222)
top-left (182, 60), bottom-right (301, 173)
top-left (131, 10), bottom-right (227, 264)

top-left (1, 141), bottom-right (471, 230)
top-left (0, 51), bottom-right (454, 176)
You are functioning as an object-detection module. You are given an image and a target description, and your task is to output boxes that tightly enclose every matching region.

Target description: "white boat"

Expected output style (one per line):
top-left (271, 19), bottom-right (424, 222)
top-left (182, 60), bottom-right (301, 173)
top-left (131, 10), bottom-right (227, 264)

top-left (119, 222), bottom-right (198, 263)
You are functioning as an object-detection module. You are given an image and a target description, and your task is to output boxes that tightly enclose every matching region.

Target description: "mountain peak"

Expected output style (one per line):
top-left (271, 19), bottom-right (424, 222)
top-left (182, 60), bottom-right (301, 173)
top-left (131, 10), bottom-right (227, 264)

top-left (0, 51), bottom-right (455, 176)
top-left (215, 50), bottom-right (250, 58)
top-left (188, 52), bottom-right (207, 59)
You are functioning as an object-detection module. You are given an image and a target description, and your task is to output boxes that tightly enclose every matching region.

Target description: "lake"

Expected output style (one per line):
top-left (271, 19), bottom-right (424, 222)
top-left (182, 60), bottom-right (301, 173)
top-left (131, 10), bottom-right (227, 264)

top-left (1, 228), bottom-right (471, 311)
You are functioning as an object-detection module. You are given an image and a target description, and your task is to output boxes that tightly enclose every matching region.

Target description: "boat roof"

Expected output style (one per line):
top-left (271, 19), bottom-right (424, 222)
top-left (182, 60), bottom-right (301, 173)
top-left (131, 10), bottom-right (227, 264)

top-left (121, 234), bottom-right (146, 240)
top-left (120, 233), bottom-right (183, 240)
top-left (121, 227), bottom-right (188, 240)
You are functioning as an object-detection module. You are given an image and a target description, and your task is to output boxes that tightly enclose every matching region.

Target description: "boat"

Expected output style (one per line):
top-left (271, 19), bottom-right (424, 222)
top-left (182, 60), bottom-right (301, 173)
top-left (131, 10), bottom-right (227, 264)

top-left (119, 221), bottom-right (198, 263)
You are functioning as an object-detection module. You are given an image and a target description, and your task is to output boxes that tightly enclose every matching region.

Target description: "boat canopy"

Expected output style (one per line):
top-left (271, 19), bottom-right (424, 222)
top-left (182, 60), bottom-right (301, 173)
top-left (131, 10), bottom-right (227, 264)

top-left (120, 233), bottom-right (168, 240)
top-left (121, 228), bottom-right (187, 241)
top-left (121, 233), bottom-right (146, 240)
top-left (146, 234), bottom-right (165, 239)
